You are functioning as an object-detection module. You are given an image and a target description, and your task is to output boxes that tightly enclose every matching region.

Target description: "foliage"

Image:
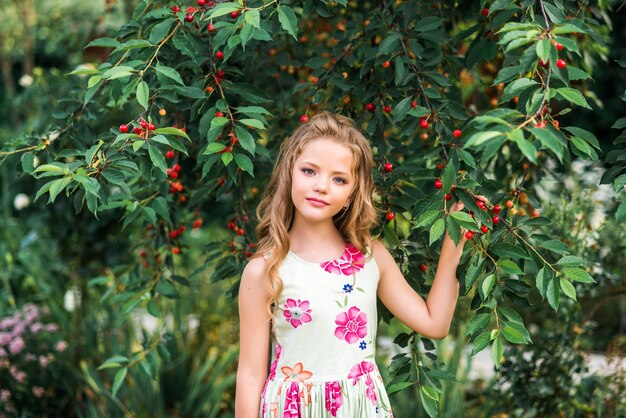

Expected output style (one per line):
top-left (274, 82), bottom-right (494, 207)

top-left (0, 0), bottom-right (624, 416)
top-left (0, 304), bottom-right (72, 416)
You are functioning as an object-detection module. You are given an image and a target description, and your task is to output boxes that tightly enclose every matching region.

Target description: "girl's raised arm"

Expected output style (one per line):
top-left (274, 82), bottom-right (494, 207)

top-left (235, 257), bottom-right (271, 417)
top-left (375, 199), bottom-right (480, 339)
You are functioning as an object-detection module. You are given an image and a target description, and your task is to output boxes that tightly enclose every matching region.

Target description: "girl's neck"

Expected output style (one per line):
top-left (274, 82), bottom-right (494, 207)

top-left (288, 218), bottom-right (346, 257)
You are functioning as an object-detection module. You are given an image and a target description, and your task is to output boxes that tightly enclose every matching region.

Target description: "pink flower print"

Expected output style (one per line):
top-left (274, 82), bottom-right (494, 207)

top-left (281, 362), bottom-right (313, 383)
top-left (283, 299), bottom-right (312, 328)
top-left (364, 373), bottom-right (378, 406)
top-left (347, 361), bottom-right (375, 384)
top-left (324, 381), bottom-right (343, 417)
top-left (283, 381), bottom-right (302, 418)
top-left (268, 343), bottom-right (282, 381)
top-left (321, 243), bottom-right (365, 275)
top-left (334, 306), bottom-right (367, 344)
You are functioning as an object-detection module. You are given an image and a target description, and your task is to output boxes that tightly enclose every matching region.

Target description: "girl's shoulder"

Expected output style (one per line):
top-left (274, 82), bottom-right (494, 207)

top-left (369, 239), bottom-right (394, 273)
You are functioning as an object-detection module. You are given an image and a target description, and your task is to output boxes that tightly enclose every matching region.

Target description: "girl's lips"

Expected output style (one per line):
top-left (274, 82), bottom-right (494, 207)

top-left (306, 198), bottom-right (329, 206)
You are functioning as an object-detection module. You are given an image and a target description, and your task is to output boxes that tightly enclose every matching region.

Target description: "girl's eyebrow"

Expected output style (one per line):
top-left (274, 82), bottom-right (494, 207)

top-left (300, 161), bottom-right (351, 177)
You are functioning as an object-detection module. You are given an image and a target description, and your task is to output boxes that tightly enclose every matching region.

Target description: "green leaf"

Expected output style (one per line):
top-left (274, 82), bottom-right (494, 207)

top-left (562, 267), bottom-right (595, 283)
top-left (536, 267), bottom-right (548, 299)
top-left (132, 140), bottom-right (145, 152)
top-left (415, 16), bottom-right (443, 32)
top-left (148, 144), bottom-right (167, 174)
top-left (547, 277), bottom-right (560, 311)
top-left (377, 32), bottom-right (401, 56)
top-left (449, 211), bottom-right (478, 230)
top-left (102, 66), bottom-right (135, 80)
top-left (234, 153), bottom-right (254, 176)
top-left (491, 335), bottom-right (504, 368)
top-left (112, 368), bottom-right (127, 397)
top-left (502, 325), bottom-right (527, 344)
top-left (235, 125), bottom-right (256, 154)
top-left (471, 331), bottom-right (491, 355)
top-left (419, 386), bottom-right (439, 418)
top-left (154, 127), bottom-right (190, 139)
top-left (48, 177), bottom-right (72, 202)
top-left (442, 161), bottom-right (456, 193)
top-left (498, 259), bottom-right (524, 275)
top-left (205, 142), bottom-right (227, 154)
top-left (535, 39), bottom-right (551, 61)
top-left (136, 80), bottom-right (149, 110)
top-left (490, 243), bottom-right (531, 260)
top-left (463, 131), bottom-right (504, 148)
top-left (387, 381), bottom-right (415, 395)
top-left (208, 3), bottom-right (240, 18)
top-left (559, 278), bottom-right (577, 301)
top-left (240, 118), bottom-right (266, 129)
top-left (465, 313), bottom-right (491, 336)
top-left (570, 136), bottom-right (593, 157)
top-left (481, 274), bottom-right (496, 299)
top-left (556, 256), bottom-right (584, 267)
top-left (244, 9), bottom-right (260, 28)
top-left (85, 37), bottom-right (120, 48)
top-left (616, 201), bottom-right (626, 223)
top-left (414, 210), bottom-right (441, 229)
top-left (115, 39), bottom-right (153, 51)
top-left (429, 218), bottom-right (445, 246)
top-left (538, 239), bottom-right (570, 255)
top-left (156, 63), bottom-right (185, 85)
top-left (530, 127), bottom-right (565, 162)
top-left (277, 6), bottom-right (298, 40)
top-left (556, 87), bottom-right (591, 109)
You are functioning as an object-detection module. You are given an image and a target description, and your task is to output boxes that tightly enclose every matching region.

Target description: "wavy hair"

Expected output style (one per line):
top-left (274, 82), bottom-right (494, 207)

top-left (254, 111), bottom-right (379, 317)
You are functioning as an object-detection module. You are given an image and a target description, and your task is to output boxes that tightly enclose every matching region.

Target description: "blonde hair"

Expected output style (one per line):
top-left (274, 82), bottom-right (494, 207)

top-left (254, 111), bottom-right (379, 316)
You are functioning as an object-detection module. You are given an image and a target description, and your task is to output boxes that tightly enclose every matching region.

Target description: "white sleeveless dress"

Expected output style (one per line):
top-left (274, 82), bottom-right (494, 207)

top-left (260, 243), bottom-right (393, 418)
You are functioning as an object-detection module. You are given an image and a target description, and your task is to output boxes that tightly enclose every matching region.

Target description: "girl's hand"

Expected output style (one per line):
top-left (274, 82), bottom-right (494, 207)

top-left (444, 195), bottom-right (489, 254)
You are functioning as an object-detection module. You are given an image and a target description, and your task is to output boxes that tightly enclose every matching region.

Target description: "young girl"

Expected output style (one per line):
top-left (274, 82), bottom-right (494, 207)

top-left (235, 112), bottom-right (483, 417)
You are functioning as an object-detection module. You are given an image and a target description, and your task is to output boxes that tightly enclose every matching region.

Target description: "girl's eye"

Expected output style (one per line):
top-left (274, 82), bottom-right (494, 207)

top-left (303, 168), bottom-right (315, 175)
top-left (333, 177), bottom-right (347, 184)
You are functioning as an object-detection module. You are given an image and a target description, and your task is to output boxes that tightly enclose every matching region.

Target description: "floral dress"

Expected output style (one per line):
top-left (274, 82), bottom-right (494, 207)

top-left (260, 243), bottom-right (393, 418)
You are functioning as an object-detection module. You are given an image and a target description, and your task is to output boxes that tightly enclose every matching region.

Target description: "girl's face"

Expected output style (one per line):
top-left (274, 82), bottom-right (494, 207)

top-left (291, 138), bottom-right (355, 225)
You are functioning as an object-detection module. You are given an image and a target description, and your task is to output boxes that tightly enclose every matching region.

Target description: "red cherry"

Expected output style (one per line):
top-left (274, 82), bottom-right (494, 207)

top-left (148, 123), bottom-right (156, 131)
top-left (198, 0), bottom-right (206, 5)
top-left (215, 111), bottom-right (224, 117)
top-left (217, 177), bottom-right (225, 186)
top-left (420, 263), bottom-right (428, 272)
top-left (465, 231), bottom-right (474, 240)
top-left (185, 13), bottom-right (194, 22)
top-left (170, 230), bottom-right (179, 239)
top-left (300, 114), bottom-right (309, 123)
top-left (492, 216), bottom-right (500, 225)
top-left (493, 204), bottom-right (501, 214)
top-left (556, 59), bottom-right (567, 69)
top-left (436, 163), bottom-right (444, 170)
top-left (384, 162), bottom-right (393, 173)
top-left (140, 120), bottom-right (148, 129)
top-left (453, 129), bottom-right (462, 138)
top-left (383, 105), bottom-right (392, 114)
top-left (539, 58), bottom-right (549, 68)
top-left (186, 6), bottom-right (195, 12)
top-left (420, 118), bottom-right (429, 129)
top-left (535, 121), bottom-right (546, 128)
top-left (246, 251), bottom-right (253, 257)
top-left (237, 228), bottom-right (245, 236)
top-left (171, 5), bottom-right (181, 12)
top-left (178, 226), bottom-right (186, 234)
top-left (481, 225), bottom-right (489, 234)
top-left (139, 249), bottom-right (147, 258)
top-left (434, 178), bottom-right (443, 189)
top-left (554, 42), bottom-right (563, 51)
top-left (172, 247), bottom-right (181, 255)
top-left (166, 150), bottom-right (175, 159)
top-left (451, 184), bottom-right (456, 191)
top-left (444, 193), bottom-right (452, 201)
top-left (215, 50), bottom-right (224, 60)
top-left (208, 23), bottom-right (215, 32)
top-left (132, 127), bottom-right (141, 134)
top-left (481, 7), bottom-right (489, 16)
top-left (382, 60), bottom-right (391, 68)
top-left (173, 163), bottom-right (181, 172)
top-left (227, 222), bottom-right (235, 230)
top-left (119, 124), bottom-right (129, 133)
top-left (411, 100), bottom-right (417, 108)
top-left (230, 10), bottom-right (239, 18)
top-left (532, 210), bottom-right (540, 218)
top-left (365, 103), bottom-right (375, 112)
top-left (178, 195), bottom-right (186, 203)
top-left (169, 170), bottom-right (179, 179)
top-left (193, 219), bottom-right (203, 229)
top-left (386, 212), bottom-right (395, 222)
top-left (505, 200), bottom-right (514, 208)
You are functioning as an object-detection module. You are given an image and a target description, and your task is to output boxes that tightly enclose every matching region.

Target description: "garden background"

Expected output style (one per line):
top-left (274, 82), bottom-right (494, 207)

top-left (0, 0), bottom-right (625, 416)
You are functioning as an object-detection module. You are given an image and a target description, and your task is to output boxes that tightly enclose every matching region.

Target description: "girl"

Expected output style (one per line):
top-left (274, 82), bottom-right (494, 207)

top-left (236, 112), bottom-right (483, 417)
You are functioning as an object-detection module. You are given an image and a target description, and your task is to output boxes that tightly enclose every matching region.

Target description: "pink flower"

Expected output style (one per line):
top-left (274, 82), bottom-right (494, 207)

top-left (32, 386), bottom-right (45, 398)
top-left (334, 306), bottom-right (367, 344)
top-left (281, 362), bottom-right (313, 383)
top-left (283, 299), bottom-right (312, 328)
top-left (9, 337), bottom-right (25, 354)
top-left (364, 374), bottom-right (378, 406)
top-left (324, 381), bottom-right (343, 416)
top-left (46, 323), bottom-right (59, 333)
top-left (0, 390), bottom-right (10, 401)
top-left (30, 322), bottom-right (44, 333)
top-left (39, 355), bottom-right (49, 367)
top-left (347, 361), bottom-right (375, 385)
top-left (54, 341), bottom-right (68, 352)
top-left (283, 381), bottom-right (302, 418)
top-left (321, 243), bottom-right (365, 275)
top-left (268, 343), bottom-right (282, 381)
top-left (0, 348), bottom-right (7, 358)
top-left (0, 332), bottom-right (11, 345)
